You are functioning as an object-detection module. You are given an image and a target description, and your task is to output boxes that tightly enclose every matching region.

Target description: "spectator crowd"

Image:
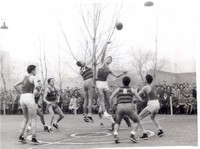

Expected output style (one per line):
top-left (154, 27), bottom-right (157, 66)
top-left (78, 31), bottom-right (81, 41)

top-left (0, 81), bottom-right (197, 115)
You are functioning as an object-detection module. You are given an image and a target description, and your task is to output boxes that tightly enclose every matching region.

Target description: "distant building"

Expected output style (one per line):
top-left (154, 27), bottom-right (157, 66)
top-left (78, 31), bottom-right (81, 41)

top-left (148, 69), bottom-right (196, 85)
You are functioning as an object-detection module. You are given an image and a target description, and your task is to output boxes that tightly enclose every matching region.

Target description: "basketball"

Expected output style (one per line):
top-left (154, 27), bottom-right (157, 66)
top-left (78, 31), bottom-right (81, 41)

top-left (115, 22), bottom-right (123, 30)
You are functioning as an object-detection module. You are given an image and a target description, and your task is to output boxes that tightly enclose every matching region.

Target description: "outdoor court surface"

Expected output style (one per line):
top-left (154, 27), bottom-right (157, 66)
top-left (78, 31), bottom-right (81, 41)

top-left (0, 114), bottom-right (198, 149)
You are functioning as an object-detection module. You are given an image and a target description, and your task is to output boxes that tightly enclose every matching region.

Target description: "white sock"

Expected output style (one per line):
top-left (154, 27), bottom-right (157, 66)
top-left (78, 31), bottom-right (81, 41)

top-left (131, 131), bottom-right (136, 135)
top-left (27, 126), bottom-right (31, 130)
top-left (114, 131), bottom-right (118, 135)
top-left (109, 117), bottom-right (115, 123)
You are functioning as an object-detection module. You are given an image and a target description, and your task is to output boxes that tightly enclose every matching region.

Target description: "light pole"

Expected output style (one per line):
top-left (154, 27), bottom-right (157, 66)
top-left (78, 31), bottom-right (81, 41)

top-left (0, 19), bottom-right (8, 115)
top-left (144, 1), bottom-right (158, 85)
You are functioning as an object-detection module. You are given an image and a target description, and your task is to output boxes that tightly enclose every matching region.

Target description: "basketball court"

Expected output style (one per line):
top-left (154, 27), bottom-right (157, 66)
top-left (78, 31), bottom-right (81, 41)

top-left (0, 114), bottom-right (197, 149)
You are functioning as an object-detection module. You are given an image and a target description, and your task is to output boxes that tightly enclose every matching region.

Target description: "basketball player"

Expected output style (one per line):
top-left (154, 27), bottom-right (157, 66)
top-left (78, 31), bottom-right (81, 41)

top-left (109, 76), bottom-right (148, 143)
top-left (14, 65), bottom-right (40, 144)
top-left (109, 98), bottom-right (132, 131)
top-left (135, 74), bottom-right (164, 138)
top-left (76, 61), bottom-right (95, 123)
top-left (96, 55), bottom-right (127, 122)
top-left (27, 80), bottom-right (48, 133)
top-left (43, 78), bottom-right (64, 133)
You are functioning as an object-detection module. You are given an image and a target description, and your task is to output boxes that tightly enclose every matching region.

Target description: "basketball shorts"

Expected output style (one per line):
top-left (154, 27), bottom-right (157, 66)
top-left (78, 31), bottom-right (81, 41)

top-left (47, 101), bottom-right (59, 109)
top-left (83, 78), bottom-right (95, 91)
top-left (145, 99), bottom-right (160, 113)
top-left (96, 81), bottom-right (109, 91)
top-left (115, 103), bottom-right (139, 124)
top-left (20, 93), bottom-right (36, 109)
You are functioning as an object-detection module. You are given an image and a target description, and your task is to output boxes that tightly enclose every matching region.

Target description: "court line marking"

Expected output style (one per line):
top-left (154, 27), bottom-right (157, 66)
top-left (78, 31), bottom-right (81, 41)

top-left (28, 117), bottom-right (165, 149)
top-left (71, 132), bottom-right (112, 138)
top-left (31, 117), bottom-right (165, 135)
top-left (29, 129), bottom-right (155, 148)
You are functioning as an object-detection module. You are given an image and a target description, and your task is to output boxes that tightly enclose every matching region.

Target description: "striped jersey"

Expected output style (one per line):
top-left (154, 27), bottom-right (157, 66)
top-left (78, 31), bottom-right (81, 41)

top-left (46, 87), bottom-right (58, 101)
top-left (117, 86), bottom-right (134, 104)
top-left (80, 66), bottom-right (93, 80)
top-left (22, 76), bottom-right (34, 94)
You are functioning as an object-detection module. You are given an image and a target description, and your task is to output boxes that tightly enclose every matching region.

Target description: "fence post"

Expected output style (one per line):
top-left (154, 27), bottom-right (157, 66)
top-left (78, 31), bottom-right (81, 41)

top-left (3, 101), bottom-right (6, 115)
top-left (170, 96), bottom-right (173, 115)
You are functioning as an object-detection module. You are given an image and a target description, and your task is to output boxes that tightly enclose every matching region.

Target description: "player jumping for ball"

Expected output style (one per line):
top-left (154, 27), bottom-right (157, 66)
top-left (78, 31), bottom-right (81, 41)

top-left (96, 54), bottom-right (127, 126)
top-left (76, 60), bottom-right (95, 123)
top-left (109, 76), bottom-right (148, 143)
top-left (14, 65), bottom-right (40, 144)
top-left (135, 74), bottom-right (164, 138)
top-left (43, 78), bottom-right (64, 133)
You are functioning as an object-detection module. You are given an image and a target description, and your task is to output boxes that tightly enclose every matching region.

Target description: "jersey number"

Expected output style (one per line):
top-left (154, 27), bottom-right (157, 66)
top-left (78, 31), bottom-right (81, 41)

top-left (123, 89), bottom-right (127, 94)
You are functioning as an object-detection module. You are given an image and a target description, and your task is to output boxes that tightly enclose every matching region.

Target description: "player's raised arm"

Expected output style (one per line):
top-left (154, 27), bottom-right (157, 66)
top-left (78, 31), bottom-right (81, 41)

top-left (100, 41), bottom-right (111, 64)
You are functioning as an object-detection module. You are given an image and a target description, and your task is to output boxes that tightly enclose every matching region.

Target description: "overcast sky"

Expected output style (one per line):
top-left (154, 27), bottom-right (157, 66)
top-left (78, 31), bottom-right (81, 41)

top-left (0, 0), bottom-right (199, 76)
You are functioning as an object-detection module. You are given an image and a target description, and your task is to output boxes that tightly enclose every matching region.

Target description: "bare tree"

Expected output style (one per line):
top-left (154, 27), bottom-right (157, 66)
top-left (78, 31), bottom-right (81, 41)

top-left (35, 35), bottom-right (48, 86)
top-left (131, 47), bottom-right (168, 84)
top-left (58, 44), bottom-right (62, 90)
top-left (131, 48), bottom-right (153, 84)
top-left (0, 51), bottom-right (10, 91)
top-left (78, 3), bottom-right (123, 82)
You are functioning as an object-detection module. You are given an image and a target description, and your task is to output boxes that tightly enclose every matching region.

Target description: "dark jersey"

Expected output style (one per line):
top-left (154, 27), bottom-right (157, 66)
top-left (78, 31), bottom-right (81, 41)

top-left (22, 76), bottom-right (34, 94)
top-left (46, 87), bottom-right (58, 101)
top-left (97, 66), bottom-right (111, 81)
top-left (143, 85), bottom-right (158, 101)
top-left (80, 66), bottom-right (93, 80)
top-left (117, 86), bottom-right (134, 104)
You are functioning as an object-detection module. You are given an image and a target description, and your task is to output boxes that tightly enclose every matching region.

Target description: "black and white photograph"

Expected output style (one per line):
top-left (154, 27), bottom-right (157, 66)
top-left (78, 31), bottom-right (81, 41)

top-left (0, 0), bottom-right (199, 149)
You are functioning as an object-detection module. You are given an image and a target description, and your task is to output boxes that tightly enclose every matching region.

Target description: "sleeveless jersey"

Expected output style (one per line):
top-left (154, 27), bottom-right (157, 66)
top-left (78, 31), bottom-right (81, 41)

top-left (117, 86), bottom-right (134, 104)
top-left (146, 85), bottom-right (158, 101)
top-left (22, 76), bottom-right (34, 94)
top-left (97, 66), bottom-right (111, 81)
top-left (80, 66), bottom-right (93, 80)
top-left (46, 87), bottom-right (58, 101)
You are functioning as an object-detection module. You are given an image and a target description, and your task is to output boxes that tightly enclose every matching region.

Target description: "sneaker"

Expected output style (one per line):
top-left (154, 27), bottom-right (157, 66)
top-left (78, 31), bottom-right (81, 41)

top-left (114, 135), bottom-right (120, 144)
top-left (18, 135), bottom-right (26, 143)
top-left (130, 134), bottom-right (138, 143)
top-left (84, 116), bottom-right (89, 123)
top-left (157, 129), bottom-right (164, 137)
top-left (53, 123), bottom-right (59, 129)
top-left (87, 116), bottom-right (94, 123)
top-left (44, 125), bottom-right (48, 131)
top-left (47, 128), bottom-right (53, 133)
top-left (108, 123), bottom-right (115, 131)
top-left (140, 133), bottom-right (149, 140)
top-left (31, 137), bottom-right (41, 145)
top-left (100, 122), bottom-right (104, 128)
top-left (103, 111), bottom-right (112, 117)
